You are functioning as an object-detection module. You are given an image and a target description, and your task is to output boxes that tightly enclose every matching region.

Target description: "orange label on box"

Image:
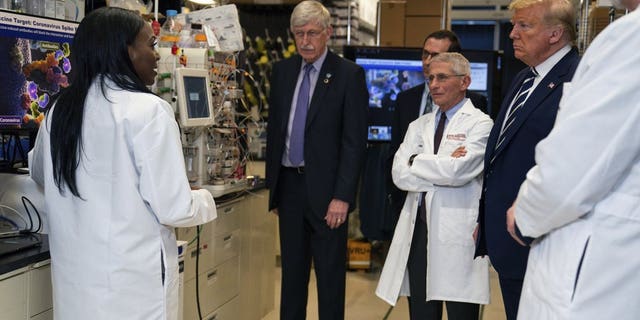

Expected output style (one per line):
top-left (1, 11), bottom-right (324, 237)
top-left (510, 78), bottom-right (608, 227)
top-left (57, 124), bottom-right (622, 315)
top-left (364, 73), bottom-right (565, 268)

top-left (348, 240), bottom-right (371, 269)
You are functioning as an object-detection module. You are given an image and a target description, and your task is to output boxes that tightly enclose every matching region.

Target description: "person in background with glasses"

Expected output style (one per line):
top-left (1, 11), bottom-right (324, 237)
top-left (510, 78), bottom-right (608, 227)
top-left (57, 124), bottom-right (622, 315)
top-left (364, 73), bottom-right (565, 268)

top-left (265, 1), bottom-right (368, 319)
top-left (473, 0), bottom-right (580, 319)
top-left (377, 53), bottom-right (493, 320)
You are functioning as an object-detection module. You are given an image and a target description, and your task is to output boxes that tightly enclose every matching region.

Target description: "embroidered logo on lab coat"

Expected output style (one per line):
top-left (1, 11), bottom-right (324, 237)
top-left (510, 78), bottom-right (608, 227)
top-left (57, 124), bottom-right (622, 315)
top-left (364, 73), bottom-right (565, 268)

top-left (446, 133), bottom-right (467, 141)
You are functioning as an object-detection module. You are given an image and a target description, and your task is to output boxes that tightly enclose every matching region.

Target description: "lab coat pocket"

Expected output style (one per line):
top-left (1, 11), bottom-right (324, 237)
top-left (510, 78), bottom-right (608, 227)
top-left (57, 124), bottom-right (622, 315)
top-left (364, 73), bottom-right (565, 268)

top-left (437, 207), bottom-right (477, 246)
top-left (527, 220), bottom-right (592, 306)
top-left (571, 237), bottom-right (590, 302)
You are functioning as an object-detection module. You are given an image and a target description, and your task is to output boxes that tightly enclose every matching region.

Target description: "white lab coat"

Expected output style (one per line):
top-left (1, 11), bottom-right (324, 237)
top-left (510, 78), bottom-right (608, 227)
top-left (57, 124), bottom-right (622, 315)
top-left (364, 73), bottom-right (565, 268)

top-left (29, 79), bottom-right (217, 320)
top-left (514, 10), bottom-right (640, 320)
top-left (376, 99), bottom-right (492, 305)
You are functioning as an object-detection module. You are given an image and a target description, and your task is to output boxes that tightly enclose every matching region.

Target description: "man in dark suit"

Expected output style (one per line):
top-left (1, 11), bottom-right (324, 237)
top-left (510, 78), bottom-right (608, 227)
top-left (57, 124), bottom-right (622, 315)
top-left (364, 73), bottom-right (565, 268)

top-left (265, 1), bottom-right (368, 319)
top-left (474, 0), bottom-right (580, 319)
top-left (389, 30), bottom-right (488, 221)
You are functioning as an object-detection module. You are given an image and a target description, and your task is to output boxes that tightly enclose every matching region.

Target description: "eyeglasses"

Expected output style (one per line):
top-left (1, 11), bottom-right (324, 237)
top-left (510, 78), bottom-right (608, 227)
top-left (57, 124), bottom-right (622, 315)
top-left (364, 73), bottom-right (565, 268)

top-left (293, 29), bottom-right (325, 40)
top-left (422, 50), bottom-right (440, 59)
top-left (427, 73), bottom-right (466, 83)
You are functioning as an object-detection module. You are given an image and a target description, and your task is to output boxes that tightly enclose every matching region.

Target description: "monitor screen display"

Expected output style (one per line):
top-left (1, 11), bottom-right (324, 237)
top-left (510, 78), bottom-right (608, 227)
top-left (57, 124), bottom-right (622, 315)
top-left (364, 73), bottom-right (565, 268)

top-left (344, 46), bottom-right (499, 141)
top-left (344, 46), bottom-right (424, 142)
top-left (461, 50), bottom-right (499, 113)
top-left (175, 68), bottom-right (215, 128)
top-left (469, 62), bottom-right (488, 91)
top-left (183, 76), bottom-right (211, 119)
top-left (357, 57), bottom-right (424, 142)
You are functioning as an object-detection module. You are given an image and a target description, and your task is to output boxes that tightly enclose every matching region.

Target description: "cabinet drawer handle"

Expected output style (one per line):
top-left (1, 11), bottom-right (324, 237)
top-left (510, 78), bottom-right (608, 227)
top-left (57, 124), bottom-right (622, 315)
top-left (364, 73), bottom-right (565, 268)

top-left (207, 270), bottom-right (217, 280)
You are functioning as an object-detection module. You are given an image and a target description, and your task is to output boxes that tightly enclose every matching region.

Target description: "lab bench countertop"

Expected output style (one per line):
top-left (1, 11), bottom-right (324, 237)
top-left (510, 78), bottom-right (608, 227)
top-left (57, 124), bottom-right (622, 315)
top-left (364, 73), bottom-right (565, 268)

top-left (0, 181), bottom-right (266, 276)
top-left (0, 233), bottom-right (50, 276)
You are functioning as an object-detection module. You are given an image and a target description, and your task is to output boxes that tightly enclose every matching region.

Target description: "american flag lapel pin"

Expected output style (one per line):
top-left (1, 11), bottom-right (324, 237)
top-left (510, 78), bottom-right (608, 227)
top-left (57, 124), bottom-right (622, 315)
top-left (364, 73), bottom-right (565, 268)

top-left (548, 82), bottom-right (555, 89)
top-left (324, 73), bottom-right (332, 84)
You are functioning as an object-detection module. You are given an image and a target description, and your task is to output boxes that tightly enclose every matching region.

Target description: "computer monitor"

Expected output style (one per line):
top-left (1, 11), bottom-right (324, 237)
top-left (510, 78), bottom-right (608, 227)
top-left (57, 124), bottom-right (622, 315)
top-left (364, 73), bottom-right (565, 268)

top-left (343, 46), bottom-right (423, 142)
top-left (175, 68), bottom-right (215, 128)
top-left (458, 49), bottom-right (500, 115)
top-left (343, 46), bottom-right (500, 142)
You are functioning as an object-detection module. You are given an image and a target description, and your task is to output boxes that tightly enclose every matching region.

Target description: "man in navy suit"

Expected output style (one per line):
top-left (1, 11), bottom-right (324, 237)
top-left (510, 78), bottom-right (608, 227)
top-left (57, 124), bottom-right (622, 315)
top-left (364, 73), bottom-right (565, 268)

top-left (265, 1), bottom-right (368, 319)
top-left (389, 30), bottom-right (488, 222)
top-left (474, 0), bottom-right (580, 319)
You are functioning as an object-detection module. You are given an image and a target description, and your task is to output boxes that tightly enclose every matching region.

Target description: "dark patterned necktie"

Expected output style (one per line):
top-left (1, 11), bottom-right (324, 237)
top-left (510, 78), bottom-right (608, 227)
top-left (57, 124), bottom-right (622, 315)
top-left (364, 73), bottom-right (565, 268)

top-left (433, 111), bottom-right (447, 154)
top-left (422, 91), bottom-right (433, 116)
top-left (494, 68), bottom-right (538, 153)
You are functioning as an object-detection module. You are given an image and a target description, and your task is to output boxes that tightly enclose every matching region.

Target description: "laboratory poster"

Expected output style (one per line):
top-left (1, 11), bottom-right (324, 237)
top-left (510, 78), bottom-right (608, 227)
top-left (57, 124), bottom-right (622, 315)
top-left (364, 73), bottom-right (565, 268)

top-left (0, 10), bottom-right (77, 128)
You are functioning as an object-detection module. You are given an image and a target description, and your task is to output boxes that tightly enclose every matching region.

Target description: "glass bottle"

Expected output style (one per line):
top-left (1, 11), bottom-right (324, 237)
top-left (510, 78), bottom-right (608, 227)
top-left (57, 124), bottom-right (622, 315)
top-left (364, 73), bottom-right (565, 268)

top-left (158, 9), bottom-right (181, 48)
top-left (192, 23), bottom-right (208, 49)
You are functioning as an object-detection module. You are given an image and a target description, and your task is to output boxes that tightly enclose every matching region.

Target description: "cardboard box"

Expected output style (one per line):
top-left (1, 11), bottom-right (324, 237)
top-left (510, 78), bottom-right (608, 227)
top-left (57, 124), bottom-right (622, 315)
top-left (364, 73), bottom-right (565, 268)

top-left (404, 16), bottom-right (442, 47)
top-left (348, 239), bottom-right (371, 270)
top-left (587, 7), bottom-right (624, 44)
top-left (406, 0), bottom-right (442, 16)
top-left (379, 1), bottom-right (406, 47)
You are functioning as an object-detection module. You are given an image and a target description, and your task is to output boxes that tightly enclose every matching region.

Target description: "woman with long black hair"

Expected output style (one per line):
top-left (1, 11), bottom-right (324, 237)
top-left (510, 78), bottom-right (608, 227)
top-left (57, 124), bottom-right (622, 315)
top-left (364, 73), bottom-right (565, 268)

top-left (29, 7), bottom-right (217, 320)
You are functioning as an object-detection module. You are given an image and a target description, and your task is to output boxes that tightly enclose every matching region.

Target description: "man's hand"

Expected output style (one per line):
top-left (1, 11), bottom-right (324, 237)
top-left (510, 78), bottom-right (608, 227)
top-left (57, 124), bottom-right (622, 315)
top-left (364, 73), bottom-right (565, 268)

top-left (325, 199), bottom-right (348, 229)
top-left (507, 203), bottom-right (527, 246)
top-left (451, 146), bottom-right (467, 158)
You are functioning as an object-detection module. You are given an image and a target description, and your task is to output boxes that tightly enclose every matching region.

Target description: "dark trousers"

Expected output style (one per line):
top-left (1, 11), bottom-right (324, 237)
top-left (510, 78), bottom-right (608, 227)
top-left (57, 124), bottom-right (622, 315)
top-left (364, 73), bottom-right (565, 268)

top-left (277, 167), bottom-right (348, 320)
top-left (498, 276), bottom-right (524, 320)
top-left (407, 218), bottom-right (480, 320)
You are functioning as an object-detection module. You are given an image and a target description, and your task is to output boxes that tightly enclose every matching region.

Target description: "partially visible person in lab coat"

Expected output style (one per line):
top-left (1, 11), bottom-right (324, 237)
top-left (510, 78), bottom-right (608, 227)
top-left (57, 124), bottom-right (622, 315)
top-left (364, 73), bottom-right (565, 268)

top-left (377, 53), bottom-right (492, 320)
top-left (506, 0), bottom-right (640, 319)
top-left (28, 7), bottom-right (217, 320)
